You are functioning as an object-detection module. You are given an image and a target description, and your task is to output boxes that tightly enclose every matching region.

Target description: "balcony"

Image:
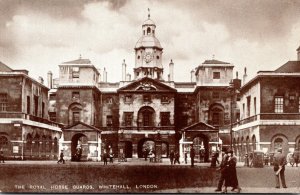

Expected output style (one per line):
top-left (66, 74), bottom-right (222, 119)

top-left (0, 112), bottom-right (62, 128)
top-left (101, 126), bottom-right (175, 132)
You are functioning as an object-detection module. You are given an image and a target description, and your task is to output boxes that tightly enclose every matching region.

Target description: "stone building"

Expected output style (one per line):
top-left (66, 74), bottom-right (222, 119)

top-left (0, 61), bottom-right (61, 160)
top-left (233, 47), bottom-right (300, 160)
top-left (48, 13), bottom-right (239, 162)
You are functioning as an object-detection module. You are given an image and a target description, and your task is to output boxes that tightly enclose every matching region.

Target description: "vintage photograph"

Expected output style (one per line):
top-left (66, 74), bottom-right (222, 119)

top-left (0, 0), bottom-right (300, 193)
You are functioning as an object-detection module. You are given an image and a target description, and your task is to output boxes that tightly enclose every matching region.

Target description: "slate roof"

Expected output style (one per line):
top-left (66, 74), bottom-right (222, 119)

top-left (62, 59), bottom-right (92, 65)
top-left (202, 59), bottom-right (230, 64)
top-left (0, 61), bottom-right (13, 72)
top-left (274, 61), bottom-right (300, 73)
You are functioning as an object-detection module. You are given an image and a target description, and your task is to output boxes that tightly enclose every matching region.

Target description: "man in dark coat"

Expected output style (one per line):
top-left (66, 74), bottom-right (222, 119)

top-left (169, 150), bottom-right (175, 165)
top-left (57, 150), bottom-right (65, 164)
top-left (224, 150), bottom-right (241, 193)
top-left (174, 151), bottom-right (180, 164)
top-left (190, 145), bottom-right (195, 167)
top-left (293, 150), bottom-right (299, 167)
top-left (273, 148), bottom-right (287, 188)
top-left (103, 151), bottom-right (108, 165)
top-left (0, 151), bottom-right (4, 163)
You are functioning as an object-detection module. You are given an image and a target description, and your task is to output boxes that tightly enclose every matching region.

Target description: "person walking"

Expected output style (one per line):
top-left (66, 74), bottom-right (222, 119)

top-left (215, 151), bottom-right (228, 192)
top-left (293, 150), bottom-right (299, 167)
top-left (169, 150), bottom-right (175, 165)
top-left (223, 150), bottom-right (241, 193)
top-left (273, 148), bottom-right (287, 188)
top-left (184, 151), bottom-right (188, 164)
top-left (103, 151), bottom-right (108, 165)
top-left (174, 151), bottom-right (180, 164)
top-left (57, 150), bottom-right (65, 164)
top-left (0, 151), bottom-right (5, 163)
top-left (109, 151), bottom-right (114, 163)
top-left (190, 145), bottom-right (195, 167)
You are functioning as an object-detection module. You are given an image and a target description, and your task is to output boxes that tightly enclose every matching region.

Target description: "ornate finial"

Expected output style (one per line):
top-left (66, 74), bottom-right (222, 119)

top-left (236, 71), bottom-right (238, 79)
top-left (212, 54), bottom-right (215, 60)
top-left (123, 59), bottom-right (125, 63)
top-left (244, 67), bottom-right (247, 74)
top-left (148, 8), bottom-right (150, 19)
top-left (79, 54), bottom-right (82, 59)
top-left (171, 59), bottom-right (173, 63)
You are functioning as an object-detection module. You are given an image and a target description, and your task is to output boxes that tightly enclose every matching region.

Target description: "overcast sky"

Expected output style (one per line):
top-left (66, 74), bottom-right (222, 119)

top-left (1, 0), bottom-right (300, 83)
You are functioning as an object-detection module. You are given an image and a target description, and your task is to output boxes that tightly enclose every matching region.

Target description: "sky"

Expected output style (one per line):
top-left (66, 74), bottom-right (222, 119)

top-left (1, 0), bottom-right (300, 83)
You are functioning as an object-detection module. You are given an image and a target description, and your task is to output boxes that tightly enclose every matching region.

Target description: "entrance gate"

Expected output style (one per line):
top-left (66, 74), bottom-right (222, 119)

top-left (71, 133), bottom-right (88, 161)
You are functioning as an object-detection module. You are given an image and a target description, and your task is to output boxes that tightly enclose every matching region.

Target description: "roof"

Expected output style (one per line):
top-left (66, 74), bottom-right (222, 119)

top-left (142, 18), bottom-right (156, 26)
top-left (62, 58), bottom-right (92, 65)
top-left (0, 61), bottom-right (13, 72)
top-left (203, 59), bottom-right (230, 64)
top-left (182, 122), bottom-right (217, 132)
top-left (63, 121), bottom-right (101, 132)
top-left (274, 61), bottom-right (300, 73)
top-left (135, 36), bottom-right (162, 49)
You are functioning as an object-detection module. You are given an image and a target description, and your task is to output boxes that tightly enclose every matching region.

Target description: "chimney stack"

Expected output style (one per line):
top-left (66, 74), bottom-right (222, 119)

top-left (38, 76), bottom-right (44, 84)
top-left (190, 69), bottom-right (195, 82)
top-left (122, 59), bottom-right (126, 81)
top-left (103, 68), bottom-right (107, 82)
top-left (47, 71), bottom-right (53, 89)
top-left (169, 59), bottom-right (174, 82)
top-left (126, 73), bottom-right (131, 81)
top-left (243, 67), bottom-right (248, 85)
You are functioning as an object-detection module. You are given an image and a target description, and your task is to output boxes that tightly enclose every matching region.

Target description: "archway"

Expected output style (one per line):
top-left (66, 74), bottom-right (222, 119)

top-left (295, 136), bottom-right (300, 151)
top-left (246, 136), bottom-right (250, 154)
top-left (71, 133), bottom-right (88, 161)
top-left (192, 134), bottom-right (209, 162)
top-left (252, 135), bottom-right (256, 151)
top-left (0, 135), bottom-right (9, 151)
top-left (137, 138), bottom-right (155, 158)
top-left (124, 141), bottom-right (133, 158)
top-left (271, 134), bottom-right (288, 154)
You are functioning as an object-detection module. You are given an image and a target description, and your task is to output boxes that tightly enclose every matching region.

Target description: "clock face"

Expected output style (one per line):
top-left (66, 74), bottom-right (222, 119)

top-left (144, 52), bottom-right (153, 63)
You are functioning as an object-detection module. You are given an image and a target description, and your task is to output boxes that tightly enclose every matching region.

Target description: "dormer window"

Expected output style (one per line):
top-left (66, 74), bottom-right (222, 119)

top-left (213, 72), bottom-right (220, 79)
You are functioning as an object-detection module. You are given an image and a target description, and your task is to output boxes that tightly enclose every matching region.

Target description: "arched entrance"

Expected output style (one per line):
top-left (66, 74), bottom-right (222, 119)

top-left (193, 135), bottom-right (209, 162)
top-left (138, 138), bottom-right (155, 158)
top-left (71, 133), bottom-right (88, 161)
top-left (271, 134), bottom-right (288, 154)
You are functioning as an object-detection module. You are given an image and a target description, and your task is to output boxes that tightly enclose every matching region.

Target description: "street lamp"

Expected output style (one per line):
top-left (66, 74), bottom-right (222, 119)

top-left (227, 81), bottom-right (235, 151)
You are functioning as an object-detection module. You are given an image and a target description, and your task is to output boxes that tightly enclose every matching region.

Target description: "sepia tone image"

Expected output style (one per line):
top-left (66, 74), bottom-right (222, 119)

top-left (0, 0), bottom-right (300, 193)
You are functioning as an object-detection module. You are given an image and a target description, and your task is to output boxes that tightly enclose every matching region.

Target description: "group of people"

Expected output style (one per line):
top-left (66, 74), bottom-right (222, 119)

top-left (215, 150), bottom-right (242, 193)
top-left (169, 150), bottom-right (180, 165)
top-left (102, 151), bottom-right (114, 165)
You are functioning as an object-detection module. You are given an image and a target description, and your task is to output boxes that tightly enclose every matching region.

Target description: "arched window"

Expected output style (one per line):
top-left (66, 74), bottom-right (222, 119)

top-left (0, 136), bottom-right (8, 149)
top-left (68, 103), bottom-right (83, 125)
top-left (26, 134), bottom-right (32, 150)
top-left (147, 27), bottom-right (151, 35)
top-left (138, 106), bottom-right (155, 127)
top-left (209, 104), bottom-right (224, 126)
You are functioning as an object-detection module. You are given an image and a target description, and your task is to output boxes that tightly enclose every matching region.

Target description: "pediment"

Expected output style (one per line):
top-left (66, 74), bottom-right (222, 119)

top-left (63, 122), bottom-right (101, 132)
top-left (118, 77), bottom-right (176, 93)
top-left (183, 122), bottom-right (217, 132)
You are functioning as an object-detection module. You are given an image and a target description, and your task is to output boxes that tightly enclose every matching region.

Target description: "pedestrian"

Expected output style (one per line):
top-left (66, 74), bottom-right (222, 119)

top-left (103, 151), bottom-right (108, 165)
top-left (264, 154), bottom-right (269, 166)
top-left (0, 151), bottom-right (5, 163)
top-left (273, 148), bottom-right (287, 188)
top-left (174, 151), bottom-right (180, 164)
top-left (190, 145), bottom-right (195, 167)
top-left (215, 151), bottom-right (228, 192)
top-left (170, 150), bottom-right (175, 165)
top-left (292, 150), bottom-right (299, 167)
top-left (223, 150), bottom-right (241, 193)
top-left (144, 148), bottom-right (148, 161)
top-left (57, 150), bottom-right (65, 164)
top-left (216, 150), bottom-right (220, 165)
top-left (210, 152), bottom-right (217, 168)
top-left (249, 152), bottom-right (253, 168)
top-left (184, 151), bottom-right (188, 164)
top-left (109, 151), bottom-right (114, 163)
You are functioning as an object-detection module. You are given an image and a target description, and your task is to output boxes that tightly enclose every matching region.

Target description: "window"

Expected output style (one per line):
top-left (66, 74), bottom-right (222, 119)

top-left (161, 96), bottom-right (169, 103)
top-left (34, 95), bottom-right (39, 116)
top-left (157, 56), bottom-right (159, 60)
top-left (275, 96), bottom-right (284, 113)
top-left (247, 96), bottom-right (251, 117)
top-left (42, 102), bottom-right (45, 118)
top-left (299, 98), bottom-right (300, 113)
top-left (49, 112), bottom-right (56, 122)
top-left (143, 95), bottom-right (151, 103)
top-left (72, 92), bottom-right (80, 100)
top-left (160, 112), bottom-right (170, 126)
top-left (107, 97), bottom-right (113, 104)
top-left (125, 95), bottom-right (132, 103)
top-left (27, 96), bottom-right (30, 114)
top-left (106, 115), bottom-right (113, 127)
top-left (49, 94), bottom-right (56, 101)
top-left (254, 97), bottom-right (256, 115)
top-left (72, 112), bottom-right (80, 124)
top-left (0, 93), bottom-right (8, 111)
top-left (137, 56), bottom-right (140, 59)
top-left (72, 67), bottom-right (79, 78)
top-left (124, 112), bottom-right (133, 126)
top-left (213, 72), bottom-right (220, 79)
top-left (147, 27), bottom-right (151, 35)
top-left (212, 92), bottom-right (219, 99)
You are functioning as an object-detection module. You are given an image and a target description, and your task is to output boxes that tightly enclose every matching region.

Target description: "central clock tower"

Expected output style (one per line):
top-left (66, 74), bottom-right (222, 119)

top-left (134, 11), bottom-right (164, 80)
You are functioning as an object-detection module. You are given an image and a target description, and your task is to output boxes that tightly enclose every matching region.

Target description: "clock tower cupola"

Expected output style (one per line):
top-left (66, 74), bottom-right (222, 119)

top-left (134, 9), bottom-right (164, 80)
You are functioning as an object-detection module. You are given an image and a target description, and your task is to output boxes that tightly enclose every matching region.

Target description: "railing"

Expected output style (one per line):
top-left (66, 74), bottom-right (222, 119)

top-left (101, 126), bottom-right (175, 132)
top-left (0, 112), bottom-right (62, 127)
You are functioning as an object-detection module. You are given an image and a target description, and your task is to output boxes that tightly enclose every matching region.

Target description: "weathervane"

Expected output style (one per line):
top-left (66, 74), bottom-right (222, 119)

top-left (148, 8), bottom-right (150, 19)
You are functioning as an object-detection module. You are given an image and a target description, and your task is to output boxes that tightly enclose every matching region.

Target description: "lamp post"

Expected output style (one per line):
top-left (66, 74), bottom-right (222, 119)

top-left (228, 81), bottom-right (235, 151)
